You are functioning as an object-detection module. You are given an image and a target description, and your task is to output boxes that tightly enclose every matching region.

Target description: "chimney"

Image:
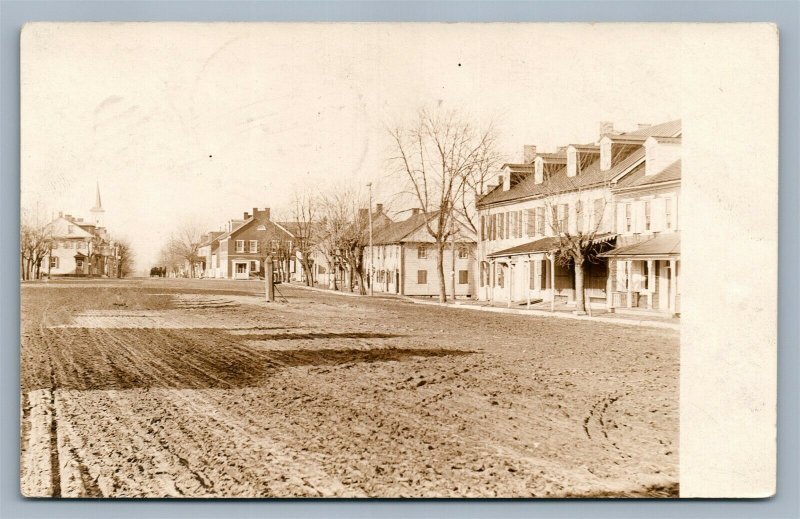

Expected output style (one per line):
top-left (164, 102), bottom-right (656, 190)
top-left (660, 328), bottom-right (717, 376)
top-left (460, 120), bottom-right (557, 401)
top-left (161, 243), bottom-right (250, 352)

top-left (599, 121), bottom-right (615, 138)
top-left (502, 174), bottom-right (511, 192)
top-left (523, 145), bottom-right (537, 164)
top-left (251, 207), bottom-right (270, 220)
top-left (375, 203), bottom-right (383, 214)
top-left (243, 212), bottom-right (250, 220)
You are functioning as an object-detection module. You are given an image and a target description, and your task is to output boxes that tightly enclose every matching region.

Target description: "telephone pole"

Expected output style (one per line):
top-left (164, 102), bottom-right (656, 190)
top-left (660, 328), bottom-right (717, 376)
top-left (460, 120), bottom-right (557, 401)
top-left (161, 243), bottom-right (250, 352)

top-left (367, 182), bottom-right (374, 296)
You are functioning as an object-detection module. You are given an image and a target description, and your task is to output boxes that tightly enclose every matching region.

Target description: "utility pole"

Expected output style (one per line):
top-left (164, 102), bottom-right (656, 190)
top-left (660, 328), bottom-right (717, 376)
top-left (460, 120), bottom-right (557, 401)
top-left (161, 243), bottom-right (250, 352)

top-left (450, 220), bottom-right (456, 302)
top-left (367, 182), bottom-right (374, 296)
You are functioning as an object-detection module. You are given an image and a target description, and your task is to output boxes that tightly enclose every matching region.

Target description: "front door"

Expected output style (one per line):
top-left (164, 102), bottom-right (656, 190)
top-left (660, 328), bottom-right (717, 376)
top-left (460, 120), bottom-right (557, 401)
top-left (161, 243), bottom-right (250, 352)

top-left (234, 262), bottom-right (248, 280)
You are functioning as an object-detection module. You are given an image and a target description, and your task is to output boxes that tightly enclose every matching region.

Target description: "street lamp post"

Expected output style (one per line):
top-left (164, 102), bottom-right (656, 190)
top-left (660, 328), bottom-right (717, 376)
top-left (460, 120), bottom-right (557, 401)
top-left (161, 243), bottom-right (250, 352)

top-left (367, 182), bottom-right (374, 296)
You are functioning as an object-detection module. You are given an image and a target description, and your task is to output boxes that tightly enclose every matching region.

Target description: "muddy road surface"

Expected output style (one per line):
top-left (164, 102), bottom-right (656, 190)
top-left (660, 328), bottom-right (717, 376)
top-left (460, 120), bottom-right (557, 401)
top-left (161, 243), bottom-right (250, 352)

top-left (20, 278), bottom-right (678, 497)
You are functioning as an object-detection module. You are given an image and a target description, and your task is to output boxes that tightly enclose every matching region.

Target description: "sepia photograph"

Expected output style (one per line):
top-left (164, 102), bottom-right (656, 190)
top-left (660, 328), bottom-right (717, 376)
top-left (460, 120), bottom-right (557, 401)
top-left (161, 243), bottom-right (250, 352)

top-left (17, 22), bottom-right (774, 499)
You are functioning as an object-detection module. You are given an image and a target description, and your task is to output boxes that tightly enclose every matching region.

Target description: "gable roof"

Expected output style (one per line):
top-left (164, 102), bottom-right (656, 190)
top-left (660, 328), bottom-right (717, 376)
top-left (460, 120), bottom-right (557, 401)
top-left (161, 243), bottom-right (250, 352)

top-left (613, 160), bottom-right (681, 191)
top-left (217, 216), bottom-right (294, 242)
top-left (372, 211), bottom-right (439, 245)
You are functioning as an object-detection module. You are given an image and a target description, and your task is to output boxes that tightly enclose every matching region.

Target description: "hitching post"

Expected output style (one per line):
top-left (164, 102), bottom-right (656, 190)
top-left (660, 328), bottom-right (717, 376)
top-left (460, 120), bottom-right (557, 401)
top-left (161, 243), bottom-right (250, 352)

top-left (265, 256), bottom-right (274, 302)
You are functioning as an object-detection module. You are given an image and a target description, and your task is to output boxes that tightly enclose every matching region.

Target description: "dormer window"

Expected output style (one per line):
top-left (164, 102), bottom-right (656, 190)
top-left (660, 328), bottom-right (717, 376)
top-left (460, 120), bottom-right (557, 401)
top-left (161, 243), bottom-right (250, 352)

top-left (567, 147), bottom-right (577, 177)
top-left (600, 138), bottom-right (612, 171)
top-left (534, 157), bottom-right (544, 184)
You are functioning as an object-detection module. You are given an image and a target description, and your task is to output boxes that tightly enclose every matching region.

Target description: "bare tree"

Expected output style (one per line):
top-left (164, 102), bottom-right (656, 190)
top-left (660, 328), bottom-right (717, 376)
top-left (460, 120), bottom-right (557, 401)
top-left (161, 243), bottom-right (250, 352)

top-left (543, 144), bottom-right (629, 314)
top-left (290, 189), bottom-right (318, 286)
top-left (388, 107), bottom-right (501, 302)
top-left (165, 221), bottom-right (206, 278)
top-left (115, 238), bottom-right (135, 278)
top-left (20, 208), bottom-right (53, 281)
top-left (316, 186), bottom-right (369, 294)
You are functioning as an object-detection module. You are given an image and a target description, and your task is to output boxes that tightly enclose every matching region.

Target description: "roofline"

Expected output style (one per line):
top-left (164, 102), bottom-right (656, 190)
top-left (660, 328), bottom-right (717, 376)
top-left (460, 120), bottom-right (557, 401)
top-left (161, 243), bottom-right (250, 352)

top-left (476, 180), bottom-right (611, 209)
top-left (611, 178), bottom-right (681, 194)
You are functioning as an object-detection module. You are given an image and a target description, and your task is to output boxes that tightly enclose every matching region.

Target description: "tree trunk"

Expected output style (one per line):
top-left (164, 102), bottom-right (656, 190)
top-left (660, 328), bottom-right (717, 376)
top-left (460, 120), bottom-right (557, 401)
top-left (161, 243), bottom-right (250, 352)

top-left (301, 258), bottom-right (313, 286)
top-left (574, 258), bottom-right (587, 315)
top-left (436, 242), bottom-right (447, 303)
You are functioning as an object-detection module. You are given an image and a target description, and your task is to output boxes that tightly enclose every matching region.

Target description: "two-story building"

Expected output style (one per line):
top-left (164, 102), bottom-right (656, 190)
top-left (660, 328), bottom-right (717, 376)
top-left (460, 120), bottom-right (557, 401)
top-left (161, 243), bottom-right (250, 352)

top-left (475, 120), bottom-right (681, 311)
top-left (44, 185), bottom-right (119, 277)
top-left (214, 208), bottom-right (297, 280)
top-left (363, 209), bottom-right (478, 298)
top-left (601, 135), bottom-right (681, 316)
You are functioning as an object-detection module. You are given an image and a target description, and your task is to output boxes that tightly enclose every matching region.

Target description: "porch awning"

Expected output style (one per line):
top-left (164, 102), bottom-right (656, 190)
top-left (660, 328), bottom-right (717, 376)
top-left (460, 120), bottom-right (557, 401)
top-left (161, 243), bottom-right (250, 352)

top-left (487, 233), bottom-right (616, 259)
top-left (599, 233), bottom-right (680, 259)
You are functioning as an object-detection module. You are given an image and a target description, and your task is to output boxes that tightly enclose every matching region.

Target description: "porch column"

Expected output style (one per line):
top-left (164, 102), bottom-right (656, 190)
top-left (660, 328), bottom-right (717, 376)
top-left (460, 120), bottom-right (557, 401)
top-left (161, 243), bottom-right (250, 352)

top-left (606, 260), bottom-right (614, 311)
top-left (507, 261), bottom-right (513, 308)
top-left (549, 253), bottom-right (556, 313)
top-left (526, 258), bottom-right (532, 309)
top-left (669, 258), bottom-right (678, 316)
top-left (626, 260), bottom-right (633, 308)
top-left (647, 259), bottom-right (655, 309)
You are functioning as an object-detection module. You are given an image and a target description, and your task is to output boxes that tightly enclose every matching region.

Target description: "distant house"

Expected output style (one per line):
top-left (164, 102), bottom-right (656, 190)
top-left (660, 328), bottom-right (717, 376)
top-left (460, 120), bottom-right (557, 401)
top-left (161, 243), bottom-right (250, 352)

top-left (215, 208), bottom-right (297, 280)
top-left (43, 185), bottom-right (119, 277)
top-left (45, 216), bottom-right (96, 276)
top-left (198, 231), bottom-right (224, 278)
top-left (311, 204), bottom-right (393, 290)
top-left (363, 209), bottom-right (478, 298)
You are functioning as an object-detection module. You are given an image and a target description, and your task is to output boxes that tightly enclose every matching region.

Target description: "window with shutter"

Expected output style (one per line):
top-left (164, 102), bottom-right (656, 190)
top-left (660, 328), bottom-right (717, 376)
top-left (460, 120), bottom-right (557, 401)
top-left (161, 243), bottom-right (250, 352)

top-left (652, 197), bottom-right (666, 232)
top-left (526, 209), bottom-right (536, 236)
top-left (480, 215), bottom-right (485, 241)
top-left (539, 260), bottom-right (550, 290)
top-left (625, 203), bottom-right (633, 233)
top-left (616, 203), bottom-right (626, 234)
top-left (517, 211), bottom-right (523, 237)
top-left (593, 198), bottom-right (605, 232)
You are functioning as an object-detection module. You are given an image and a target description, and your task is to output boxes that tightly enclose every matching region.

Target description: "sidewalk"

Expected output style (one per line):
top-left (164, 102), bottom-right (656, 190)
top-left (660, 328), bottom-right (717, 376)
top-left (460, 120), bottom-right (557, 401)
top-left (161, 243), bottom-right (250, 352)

top-left (288, 282), bottom-right (680, 331)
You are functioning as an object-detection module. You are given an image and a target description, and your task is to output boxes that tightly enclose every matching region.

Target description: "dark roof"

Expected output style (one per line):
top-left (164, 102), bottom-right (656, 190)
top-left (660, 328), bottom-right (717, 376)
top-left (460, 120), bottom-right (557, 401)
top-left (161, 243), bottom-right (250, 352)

top-left (488, 236), bottom-right (562, 257)
top-left (614, 160), bottom-right (681, 190)
top-left (488, 233), bottom-right (616, 258)
top-left (372, 211), bottom-right (438, 245)
top-left (600, 232), bottom-right (680, 259)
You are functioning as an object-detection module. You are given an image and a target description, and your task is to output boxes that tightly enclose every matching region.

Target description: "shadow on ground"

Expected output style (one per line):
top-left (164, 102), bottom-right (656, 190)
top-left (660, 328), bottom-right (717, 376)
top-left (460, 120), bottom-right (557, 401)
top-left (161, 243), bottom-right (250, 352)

top-left (23, 328), bottom-right (474, 392)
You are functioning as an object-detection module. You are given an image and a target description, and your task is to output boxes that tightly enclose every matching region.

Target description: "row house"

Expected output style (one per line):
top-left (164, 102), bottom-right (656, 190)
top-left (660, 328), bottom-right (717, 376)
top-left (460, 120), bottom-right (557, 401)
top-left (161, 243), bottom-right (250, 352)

top-left (600, 135), bottom-right (681, 315)
top-left (475, 119), bottom-right (681, 316)
top-left (363, 209), bottom-right (478, 298)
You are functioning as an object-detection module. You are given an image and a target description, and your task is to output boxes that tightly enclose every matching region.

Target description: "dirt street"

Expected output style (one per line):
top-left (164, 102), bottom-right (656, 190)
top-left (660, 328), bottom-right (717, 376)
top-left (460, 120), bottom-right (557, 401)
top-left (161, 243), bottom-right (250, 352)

top-left (20, 278), bottom-right (679, 498)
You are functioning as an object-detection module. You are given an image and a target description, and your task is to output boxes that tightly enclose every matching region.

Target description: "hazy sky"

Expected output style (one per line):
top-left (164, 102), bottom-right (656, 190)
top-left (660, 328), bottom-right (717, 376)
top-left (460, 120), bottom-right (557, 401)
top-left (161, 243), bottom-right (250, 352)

top-left (21, 23), bottom-right (682, 269)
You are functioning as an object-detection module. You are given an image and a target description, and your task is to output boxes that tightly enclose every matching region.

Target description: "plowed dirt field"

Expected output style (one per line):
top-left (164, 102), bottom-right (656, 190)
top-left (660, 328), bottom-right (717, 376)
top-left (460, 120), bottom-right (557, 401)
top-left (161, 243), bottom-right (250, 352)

top-left (20, 278), bottom-right (679, 498)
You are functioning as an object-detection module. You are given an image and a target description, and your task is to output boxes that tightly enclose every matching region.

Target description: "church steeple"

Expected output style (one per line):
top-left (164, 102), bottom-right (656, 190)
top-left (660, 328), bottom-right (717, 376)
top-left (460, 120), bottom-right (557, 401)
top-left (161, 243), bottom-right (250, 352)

top-left (91, 181), bottom-right (103, 211)
top-left (90, 181), bottom-right (105, 228)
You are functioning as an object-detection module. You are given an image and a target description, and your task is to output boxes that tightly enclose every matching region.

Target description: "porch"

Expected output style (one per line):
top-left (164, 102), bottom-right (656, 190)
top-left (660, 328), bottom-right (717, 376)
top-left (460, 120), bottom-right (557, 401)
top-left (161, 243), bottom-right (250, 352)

top-left (600, 233), bottom-right (680, 317)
